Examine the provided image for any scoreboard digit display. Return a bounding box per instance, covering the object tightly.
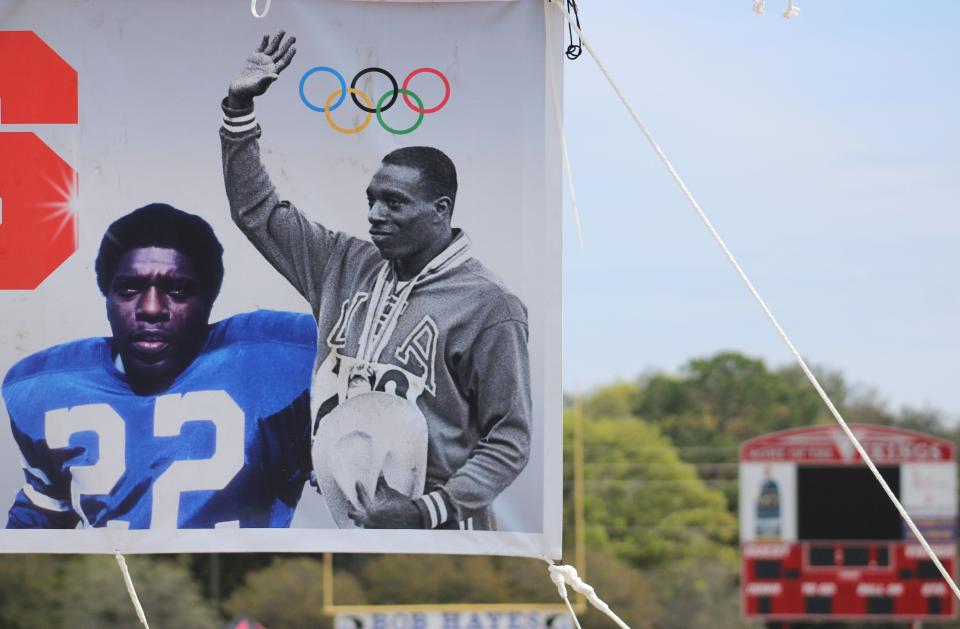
[740,424,957,622]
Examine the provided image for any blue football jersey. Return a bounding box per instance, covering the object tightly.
[4,310,317,529]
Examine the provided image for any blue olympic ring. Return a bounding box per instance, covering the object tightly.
[299,66,347,113]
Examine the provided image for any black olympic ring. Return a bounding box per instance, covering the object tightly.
[350,67,399,113]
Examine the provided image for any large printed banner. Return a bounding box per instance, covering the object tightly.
[0,0,563,559]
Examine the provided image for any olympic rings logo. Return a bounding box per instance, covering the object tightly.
[298,66,450,135]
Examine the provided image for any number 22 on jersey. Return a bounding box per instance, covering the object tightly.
[44,390,244,528]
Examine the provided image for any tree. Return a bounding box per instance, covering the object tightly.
[190,553,274,605]
[774,363,847,427]
[892,405,946,436]
[59,556,220,629]
[634,353,859,445]
[565,550,663,629]
[359,555,511,604]
[0,555,65,629]
[647,560,752,629]
[626,353,872,485]
[564,412,738,569]
[579,381,640,419]
[225,557,366,629]
[0,555,220,628]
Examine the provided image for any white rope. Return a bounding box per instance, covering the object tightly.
[251,0,271,19]
[548,562,630,629]
[547,0,960,604]
[559,594,583,629]
[545,17,584,248]
[783,0,800,19]
[114,551,150,628]
[559,103,585,248]
[752,0,800,19]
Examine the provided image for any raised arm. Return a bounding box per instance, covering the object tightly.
[226,31,297,111]
[220,31,343,307]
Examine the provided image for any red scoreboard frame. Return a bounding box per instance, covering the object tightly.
[740,424,957,622]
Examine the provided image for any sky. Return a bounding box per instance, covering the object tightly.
[560,2,960,418]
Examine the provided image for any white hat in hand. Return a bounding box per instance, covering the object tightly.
[312,392,428,529]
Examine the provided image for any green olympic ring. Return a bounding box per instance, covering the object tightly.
[376,88,425,136]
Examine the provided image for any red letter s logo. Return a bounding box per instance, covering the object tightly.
[0,31,78,289]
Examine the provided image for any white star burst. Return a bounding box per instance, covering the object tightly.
[36,161,80,248]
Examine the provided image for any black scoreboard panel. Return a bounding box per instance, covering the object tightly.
[797,466,902,540]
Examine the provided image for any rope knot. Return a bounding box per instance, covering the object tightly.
[545,560,628,629]
[548,563,573,597]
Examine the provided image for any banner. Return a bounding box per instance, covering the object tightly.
[0,0,562,559]
[335,610,575,629]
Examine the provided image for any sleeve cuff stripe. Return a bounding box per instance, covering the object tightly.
[22,484,71,512]
[420,494,439,528]
[222,120,258,133]
[428,490,448,525]
[223,111,256,124]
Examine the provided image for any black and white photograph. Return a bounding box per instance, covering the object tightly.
[224,31,533,532]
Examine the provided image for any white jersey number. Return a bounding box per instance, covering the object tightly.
[44,390,245,528]
[150,391,245,528]
[46,404,126,526]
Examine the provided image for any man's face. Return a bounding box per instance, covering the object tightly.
[366,163,449,267]
[106,247,211,392]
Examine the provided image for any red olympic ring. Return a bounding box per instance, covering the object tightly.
[402,67,451,114]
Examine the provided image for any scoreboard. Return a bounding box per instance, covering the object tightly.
[740,424,957,621]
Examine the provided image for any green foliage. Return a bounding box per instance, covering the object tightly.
[224,556,366,629]
[564,413,738,569]
[635,352,833,447]
[579,380,639,419]
[0,555,65,629]
[0,555,220,629]
[484,556,566,604]
[569,550,662,629]
[578,350,960,520]
[895,406,947,434]
[358,555,512,604]
[190,553,273,603]
[620,351,946,452]
[647,560,753,629]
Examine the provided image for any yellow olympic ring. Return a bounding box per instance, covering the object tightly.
[324,88,373,135]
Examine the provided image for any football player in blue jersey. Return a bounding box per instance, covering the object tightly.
[3,203,317,529]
